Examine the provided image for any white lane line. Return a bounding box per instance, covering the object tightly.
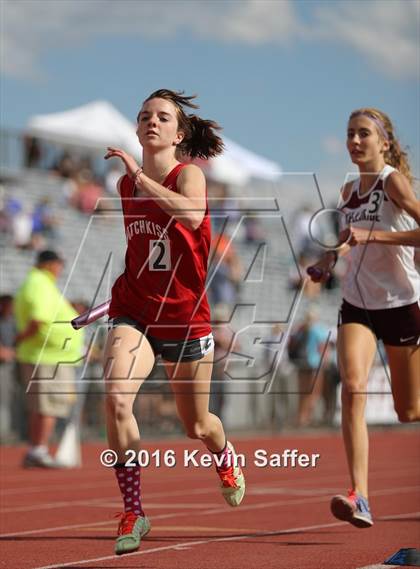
[0,509,220,539]
[2,484,417,539]
[32,513,420,569]
[0,487,220,513]
[2,486,419,536]
[2,462,419,496]
[1,488,317,514]
[85,502,222,511]
[356,565,398,568]
[0,466,199,486]
[2,498,220,514]
[0,496,316,538]
[1,497,117,513]
[0,519,115,538]
[0,480,114,496]
[9,509,411,542]
[32,520,349,569]
[3,471,419,513]
[379,512,420,521]
[197,486,420,517]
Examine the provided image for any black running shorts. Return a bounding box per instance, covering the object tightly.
[338,299,420,347]
[109,316,214,362]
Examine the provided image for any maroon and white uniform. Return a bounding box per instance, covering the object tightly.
[109,164,212,340]
[339,165,419,310]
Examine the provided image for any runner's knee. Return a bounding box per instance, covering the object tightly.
[342,376,368,397]
[105,392,134,423]
[184,420,210,440]
[395,406,420,423]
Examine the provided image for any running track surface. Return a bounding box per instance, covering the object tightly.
[1,429,419,569]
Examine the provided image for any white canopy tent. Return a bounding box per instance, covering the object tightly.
[208,136,282,186]
[26,101,281,185]
[26,101,141,158]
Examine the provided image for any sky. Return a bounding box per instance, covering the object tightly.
[1,0,419,194]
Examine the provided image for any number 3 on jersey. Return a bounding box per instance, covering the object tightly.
[149,239,171,271]
[368,191,382,214]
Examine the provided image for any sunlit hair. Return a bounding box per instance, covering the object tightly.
[138,89,224,160]
[349,107,412,184]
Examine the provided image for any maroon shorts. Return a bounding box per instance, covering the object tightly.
[338,298,420,347]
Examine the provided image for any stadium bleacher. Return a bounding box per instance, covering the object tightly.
[1,168,341,326]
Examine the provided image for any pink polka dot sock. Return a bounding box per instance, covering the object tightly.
[114,464,144,516]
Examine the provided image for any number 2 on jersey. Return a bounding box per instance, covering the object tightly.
[149,240,171,271]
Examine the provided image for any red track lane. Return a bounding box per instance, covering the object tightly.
[1,429,419,569]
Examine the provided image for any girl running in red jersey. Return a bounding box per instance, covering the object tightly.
[102,89,245,555]
[309,108,419,529]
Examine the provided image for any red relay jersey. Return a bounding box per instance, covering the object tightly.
[109,163,212,340]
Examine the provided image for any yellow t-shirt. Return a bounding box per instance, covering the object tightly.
[14,267,84,365]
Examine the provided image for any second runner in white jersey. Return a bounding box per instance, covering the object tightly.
[340,165,419,309]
